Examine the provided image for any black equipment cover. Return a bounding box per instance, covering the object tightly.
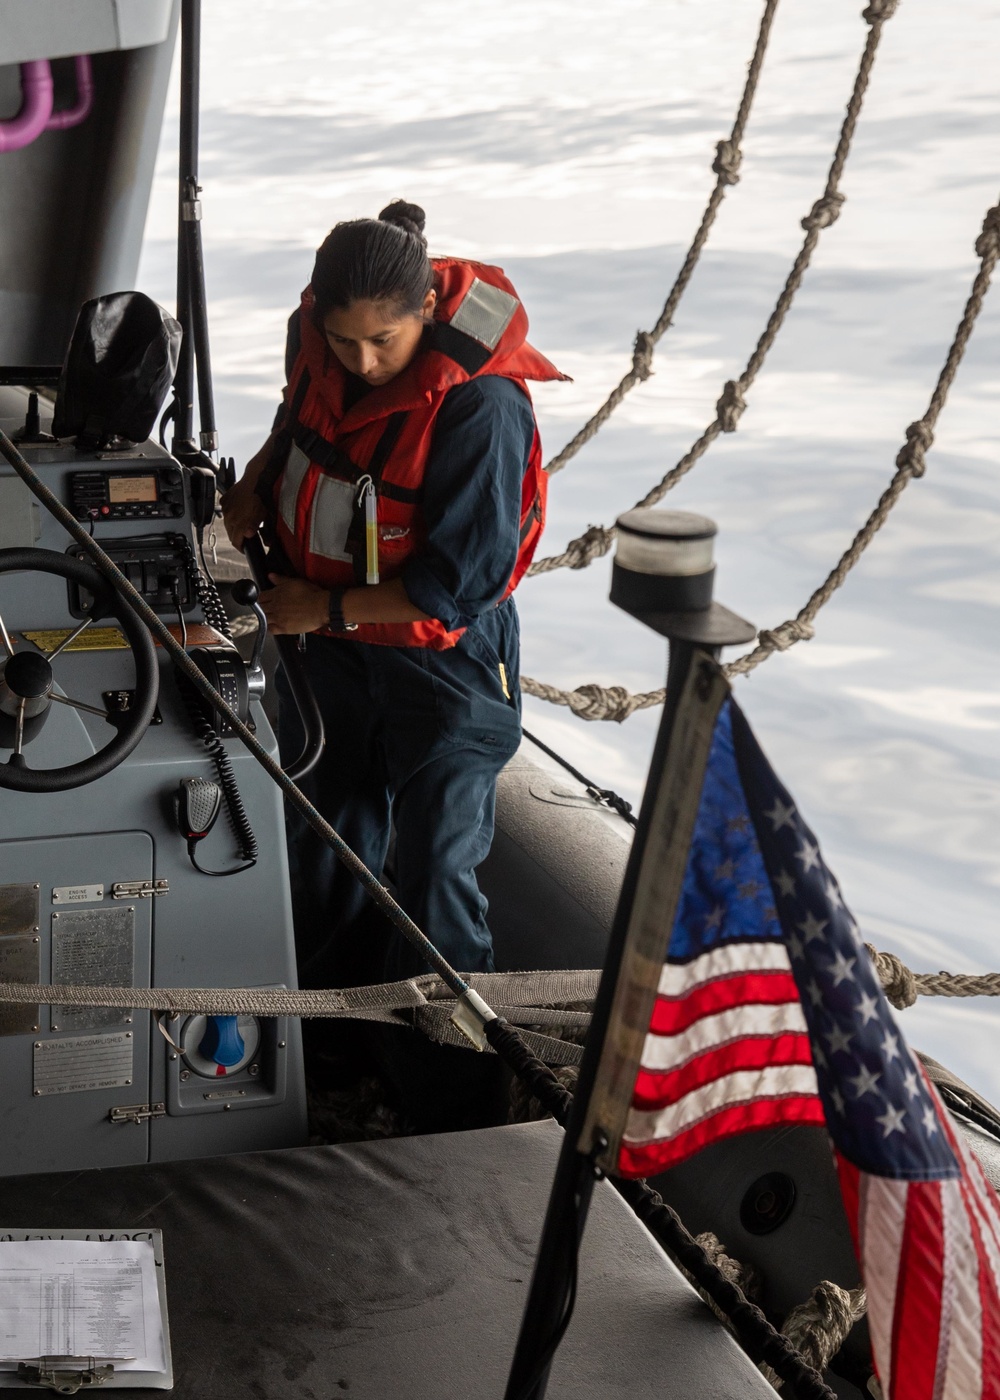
[52,292,182,448]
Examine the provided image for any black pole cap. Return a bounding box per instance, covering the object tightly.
[610,507,755,646]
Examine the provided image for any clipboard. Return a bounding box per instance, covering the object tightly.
[0,1228,173,1391]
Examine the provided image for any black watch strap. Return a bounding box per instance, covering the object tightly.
[327,586,358,633]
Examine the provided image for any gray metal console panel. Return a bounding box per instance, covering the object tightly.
[0,1120,776,1399]
[0,1,173,64]
[0,4,178,364]
[0,405,307,1175]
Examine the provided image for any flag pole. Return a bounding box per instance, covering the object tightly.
[502,511,756,1400]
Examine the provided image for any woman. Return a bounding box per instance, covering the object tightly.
[223,200,565,989]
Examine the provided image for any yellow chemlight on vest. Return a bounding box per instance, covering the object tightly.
[357,475,379,585]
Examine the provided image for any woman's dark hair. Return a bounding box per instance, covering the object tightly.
[310,200,434,322]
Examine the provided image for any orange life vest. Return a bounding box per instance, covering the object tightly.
[264,257,567,649]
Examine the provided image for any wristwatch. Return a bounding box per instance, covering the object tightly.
[327,586,358,633]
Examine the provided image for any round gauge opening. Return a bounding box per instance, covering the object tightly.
[180,1014,261,1078]
[739,1172,796,1236]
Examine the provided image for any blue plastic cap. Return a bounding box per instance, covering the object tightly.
[198,1014,245,1068]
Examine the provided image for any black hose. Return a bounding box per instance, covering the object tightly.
[485,1019,837,1400]
[521,727,637,827]
[486,1018,574,1123]
[242,533,325,782]
[617,1180,838,1400]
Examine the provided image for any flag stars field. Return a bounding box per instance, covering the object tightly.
[825,1022,854,1056]
[773,868,796,899]
[764,797,796,833]
[856,991,880,1025]
[876,1104,908,1138]
[795,838,821,873]
[829,950,856,986]
[798,911,828,944]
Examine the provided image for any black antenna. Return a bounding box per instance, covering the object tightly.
[172,0,219,466]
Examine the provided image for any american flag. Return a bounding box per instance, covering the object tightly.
[616,693,1000,1399]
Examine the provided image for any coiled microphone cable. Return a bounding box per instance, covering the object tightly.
[174,667,258,876]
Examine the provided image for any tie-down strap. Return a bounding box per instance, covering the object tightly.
[0,969,598,1066]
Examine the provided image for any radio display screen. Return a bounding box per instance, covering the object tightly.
[108,475,158,504]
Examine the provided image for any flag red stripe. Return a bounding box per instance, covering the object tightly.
[633,1032,814,1110]
[835,1154,862,1256]
[965,1179,1000,1400]
[618,1094,825,1178]
[649,970,800,1034]
[889,1181,946,1400]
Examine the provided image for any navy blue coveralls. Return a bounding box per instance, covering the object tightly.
[276,373,534,989]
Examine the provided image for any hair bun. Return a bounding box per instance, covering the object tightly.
[378,199,427,242]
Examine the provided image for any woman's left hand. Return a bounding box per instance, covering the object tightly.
[258,574,330,635]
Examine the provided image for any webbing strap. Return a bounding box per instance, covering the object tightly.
[287,407,411,495]
[518,490,544,545]
[430,320,492,375]
[0,969,598,1065]
[344,409,411,580]
[258,365,314,512]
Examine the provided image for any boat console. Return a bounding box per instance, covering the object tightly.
[0,384,307,1176]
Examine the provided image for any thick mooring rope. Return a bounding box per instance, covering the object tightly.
[519,676,665,723]
[528,0,897,577]
[521,192,1000,720]
[543,0,780,477]
[865,944,1000,1011]
[777,1282,868,1387]
[683,1238,865,1391]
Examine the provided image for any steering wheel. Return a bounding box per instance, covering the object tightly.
[0,547,159,793]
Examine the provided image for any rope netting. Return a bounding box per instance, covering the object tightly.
[530,0,896,576]
[542,0,780,478]
[518,2,998,721]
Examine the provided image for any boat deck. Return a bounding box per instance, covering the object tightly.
[0,1119,773,1398]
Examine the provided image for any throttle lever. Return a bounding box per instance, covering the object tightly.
[230,578,267,698]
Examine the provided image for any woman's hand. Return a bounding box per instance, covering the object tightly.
[259,575,330,635]
[220,477,266,549]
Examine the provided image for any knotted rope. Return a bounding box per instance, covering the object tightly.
[527,523,618,576]
[523,192,1000,714]
[864,944,1000,1011]
[725,196,1000,679]
[519,676,664,723]
[779,1282,867,1382]
[685,1246,865,1392]
[530,0,896,572]
[689,1248,866,1392]
[543,0,780,478]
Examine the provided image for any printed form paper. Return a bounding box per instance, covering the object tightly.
[0,1239,164,1372]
